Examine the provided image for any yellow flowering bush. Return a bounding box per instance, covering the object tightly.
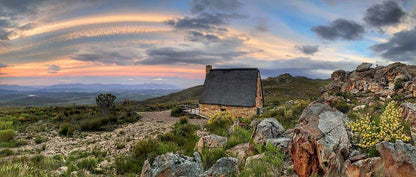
[347,102,411,149]
[206,111,235,136]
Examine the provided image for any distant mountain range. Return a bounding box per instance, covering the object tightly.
[0,83,180,92]
[0,83,181,107]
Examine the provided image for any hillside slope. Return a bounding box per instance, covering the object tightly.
[139,73,330,107]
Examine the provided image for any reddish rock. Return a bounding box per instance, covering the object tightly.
[342,157,384,177]
[400,102,416,142]
[289,102,351,177]
[376,141,416,177]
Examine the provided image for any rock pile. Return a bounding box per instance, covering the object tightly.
[322,62,416,100]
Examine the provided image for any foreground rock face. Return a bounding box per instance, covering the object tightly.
[400,102,416,142]
[289,102,351,177]
[197,134,227,153]
[342,157,384,177]
[252,118,285,146]
[376,141,416,177]
[200,157,239,177]
[140,152,204,177]
[322,62,416,99]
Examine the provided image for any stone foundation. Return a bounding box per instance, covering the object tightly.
[199,104,257,118]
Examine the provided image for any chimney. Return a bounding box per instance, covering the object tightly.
[206,65,212,75]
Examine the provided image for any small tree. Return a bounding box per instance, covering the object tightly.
[96,93,117,114]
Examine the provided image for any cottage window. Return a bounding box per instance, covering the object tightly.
[221,108,226,112]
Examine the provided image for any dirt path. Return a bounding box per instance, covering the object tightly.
[6,111,207,161]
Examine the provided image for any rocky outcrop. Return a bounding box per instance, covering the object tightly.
[140,152,204,177]
[197,134,227,152]
[251,118,285,146]
[200,157,239,177]
[322,62,416,100]
[376,141,416,177]
[289,102,351,177]
[400,102,416,142]
[225,143,249,163]
[342,157,384,177]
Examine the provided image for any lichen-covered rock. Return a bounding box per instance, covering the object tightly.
[356,63,372,72]
[376,141,416,177]
[225,143,249,163]
[322,62,416,101]
[342,157,384,177]
[252,118,285,146]
[289,102,351,177]
[200,157,238,177]
[140,152,204,177]
[197,134,227,152]
[400,102,416,142]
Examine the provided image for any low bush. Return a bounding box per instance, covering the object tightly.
[114,156,142,175]
[0,149,13,157]
[241,143,284,176]
[58,123,74,137]
[0,121,13,130]
[226,127,252,149]
[206,111,234,136]
[259,100,308,129]
[77,157,97,171]
[171,107,185,117]
[0,129,15,142]
[34,136,43,144]
[394,79,404,90]
[200,148,226,169]
[331,100,350,113]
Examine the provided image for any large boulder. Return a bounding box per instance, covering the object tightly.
[376,141,416,177]
[225,143,249,163]
[342,157,384,177]
[200,157,238,177]
[197,134,227,153]
[252,118,285,146]
[289,102,351,177]
[356,63,372,72]
[140,152,204,177]
[400,102,416,142]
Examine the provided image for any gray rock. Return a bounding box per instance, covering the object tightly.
[252,118,285,146]
[356,63,372,72]
[141,152,204,177]
[200,157,238,177]
[267,137,291,149]
[55,166,68,175]
[376,140,416,176]
[197,134,227,152]
[290,102,351,177]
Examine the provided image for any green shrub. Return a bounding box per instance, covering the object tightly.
[226,127,252,149]
[79,115,117,131]
[206,111,234,136]
[114,156,142,175]
[200,148,226,169]
[34,136,43,144]
[0,129,15,142]
[0,149,13,157]
[331,101,350,113]
[394,79,403,90]
[241,143,284,177]
[58,123,74,136]
[171,107,185,117]
[0,121,13,130]
[77,157,97,171]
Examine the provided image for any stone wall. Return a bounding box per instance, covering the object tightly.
[199,104,257,118]
[255,74,263,108]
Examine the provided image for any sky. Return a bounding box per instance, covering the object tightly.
[0,0,415,88]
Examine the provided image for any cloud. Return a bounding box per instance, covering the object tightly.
[18,23,36,31]
[253,17,269,32]
[295,45,319,55]
[191,0,242,14]
[48,64,60,73]
[153,77,164,81]
[71,45,144,65]
[363,1,405,27]
[165,12,240,31]
[140,47,248,65]
[311,19,365,41]
[370,27,416,61]
[0,63,8,68]
[186,30,220,42]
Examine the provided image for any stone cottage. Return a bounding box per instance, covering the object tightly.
[199,65,263,118]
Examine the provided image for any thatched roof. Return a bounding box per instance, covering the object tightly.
[199,68,261,107]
